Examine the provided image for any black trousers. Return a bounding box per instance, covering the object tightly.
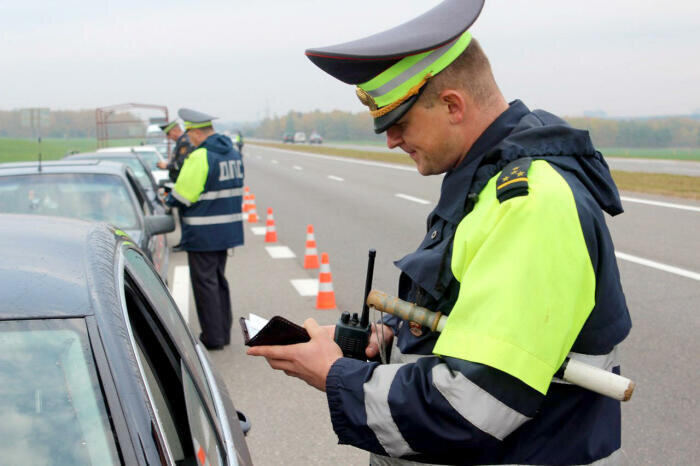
[188,250,232,346]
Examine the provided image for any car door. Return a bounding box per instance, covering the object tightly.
[121,246,252,466]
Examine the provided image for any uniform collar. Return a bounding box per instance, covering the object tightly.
[433,100,530,224]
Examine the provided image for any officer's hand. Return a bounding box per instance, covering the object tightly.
[157,161,168,169]
[366,323,394,359]
[246,318,342,392]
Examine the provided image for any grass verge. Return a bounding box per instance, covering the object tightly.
[0,138,145,163]
[252,142,700,200]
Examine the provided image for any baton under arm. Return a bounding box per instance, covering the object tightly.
[366,290,635,401]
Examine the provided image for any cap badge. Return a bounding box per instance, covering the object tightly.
[356,87,378,111]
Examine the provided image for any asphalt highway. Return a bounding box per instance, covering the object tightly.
[169,143,699,465]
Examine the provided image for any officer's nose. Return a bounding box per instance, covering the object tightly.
[386,126,403,149]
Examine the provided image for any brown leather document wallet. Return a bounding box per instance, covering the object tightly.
[239,315,310,346]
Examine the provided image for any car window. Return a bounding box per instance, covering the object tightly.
[135,151,161,170]
[183,364,224,466]
[0,319,120,465]
[0,173,139,229]
[124,248,217,413]
[125,171,152,216]
[111,157,152,192]
[122,248,226,465]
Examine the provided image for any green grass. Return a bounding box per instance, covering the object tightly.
[600,147,700,161]
[0,137,146,163]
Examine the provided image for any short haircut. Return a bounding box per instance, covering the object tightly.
[420,38,501,108]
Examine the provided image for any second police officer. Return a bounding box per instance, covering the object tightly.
[166,108,244,350]
[158,119,193,182]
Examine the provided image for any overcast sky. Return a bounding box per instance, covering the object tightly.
[1,1,698,121]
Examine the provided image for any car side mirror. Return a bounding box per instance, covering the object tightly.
[145,215,175,235]
[237,410,251,436]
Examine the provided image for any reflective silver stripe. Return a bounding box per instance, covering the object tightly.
[171,188,191,207]
[363,364,417,457]
[389,337,430,364]
[367,39,456,99]
[198,187,243,201]
[553,347,619,385]
[182,213,243,226]
[318,282,334,292]
[431,364,531,440]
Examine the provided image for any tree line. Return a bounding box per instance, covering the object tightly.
[3,107,699,148]
[253,109,700,148]
[0,109,143,139]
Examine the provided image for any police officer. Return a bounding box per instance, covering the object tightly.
[248,1,632,465]
[234,130,244,155]
[158,120,193,182]
[166,108,244,350]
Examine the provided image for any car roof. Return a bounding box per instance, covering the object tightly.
[65,151,146,164]
[0,159,130,177]
[0,214,121,319]
[99,146,159,153]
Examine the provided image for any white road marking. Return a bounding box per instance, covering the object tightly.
[250,144,415,171]
[271,160,279,164]
[265,246,296,259]
[172,266,191,324]
[290,279,319,296]
[250,226,267,235]
[256,155,262,159]
[327,175,344,181]
[395,193,431,205]
[616,252,700,281]
[293,165,303,171]
[620,196,700,213]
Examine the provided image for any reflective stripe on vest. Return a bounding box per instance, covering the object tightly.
[171,188,192,207]
[198,187,244,201]
[182,213,243,226]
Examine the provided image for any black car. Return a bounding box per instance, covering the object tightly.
[282,132,294,143]
[0,215,253,465]
[0,160,173,281]
[63,151,164,211]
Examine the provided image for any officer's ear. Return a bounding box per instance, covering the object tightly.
[439,89,467,125]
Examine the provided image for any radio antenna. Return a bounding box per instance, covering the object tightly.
[360,249,376,328]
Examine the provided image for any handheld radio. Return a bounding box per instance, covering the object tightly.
[333,249,375,359]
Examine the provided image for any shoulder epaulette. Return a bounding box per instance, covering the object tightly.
[496,157,532,203]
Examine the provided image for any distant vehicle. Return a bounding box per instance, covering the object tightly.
[98,146,169,184]
[283,132,294,143]
[293,132,306,143]
[0,160,173,280]
[0,215,253,465]
[145,123,167,146]
[309,132,323,144]
[63,151,164,211]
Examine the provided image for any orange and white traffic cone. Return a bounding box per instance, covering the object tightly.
[303,224,320,269]
[247,194,259,223]
[316,253,336,309]
[242,187,252,212]
[265,207,278,243]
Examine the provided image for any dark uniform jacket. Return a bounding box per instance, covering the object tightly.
[167,133,194,182]
[325,100,632,465]
[165,134,244,252]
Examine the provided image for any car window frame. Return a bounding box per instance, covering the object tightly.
[119,244,234,464]
[85,315,141,465]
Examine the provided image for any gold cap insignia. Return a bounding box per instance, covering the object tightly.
[356,87,378,111]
